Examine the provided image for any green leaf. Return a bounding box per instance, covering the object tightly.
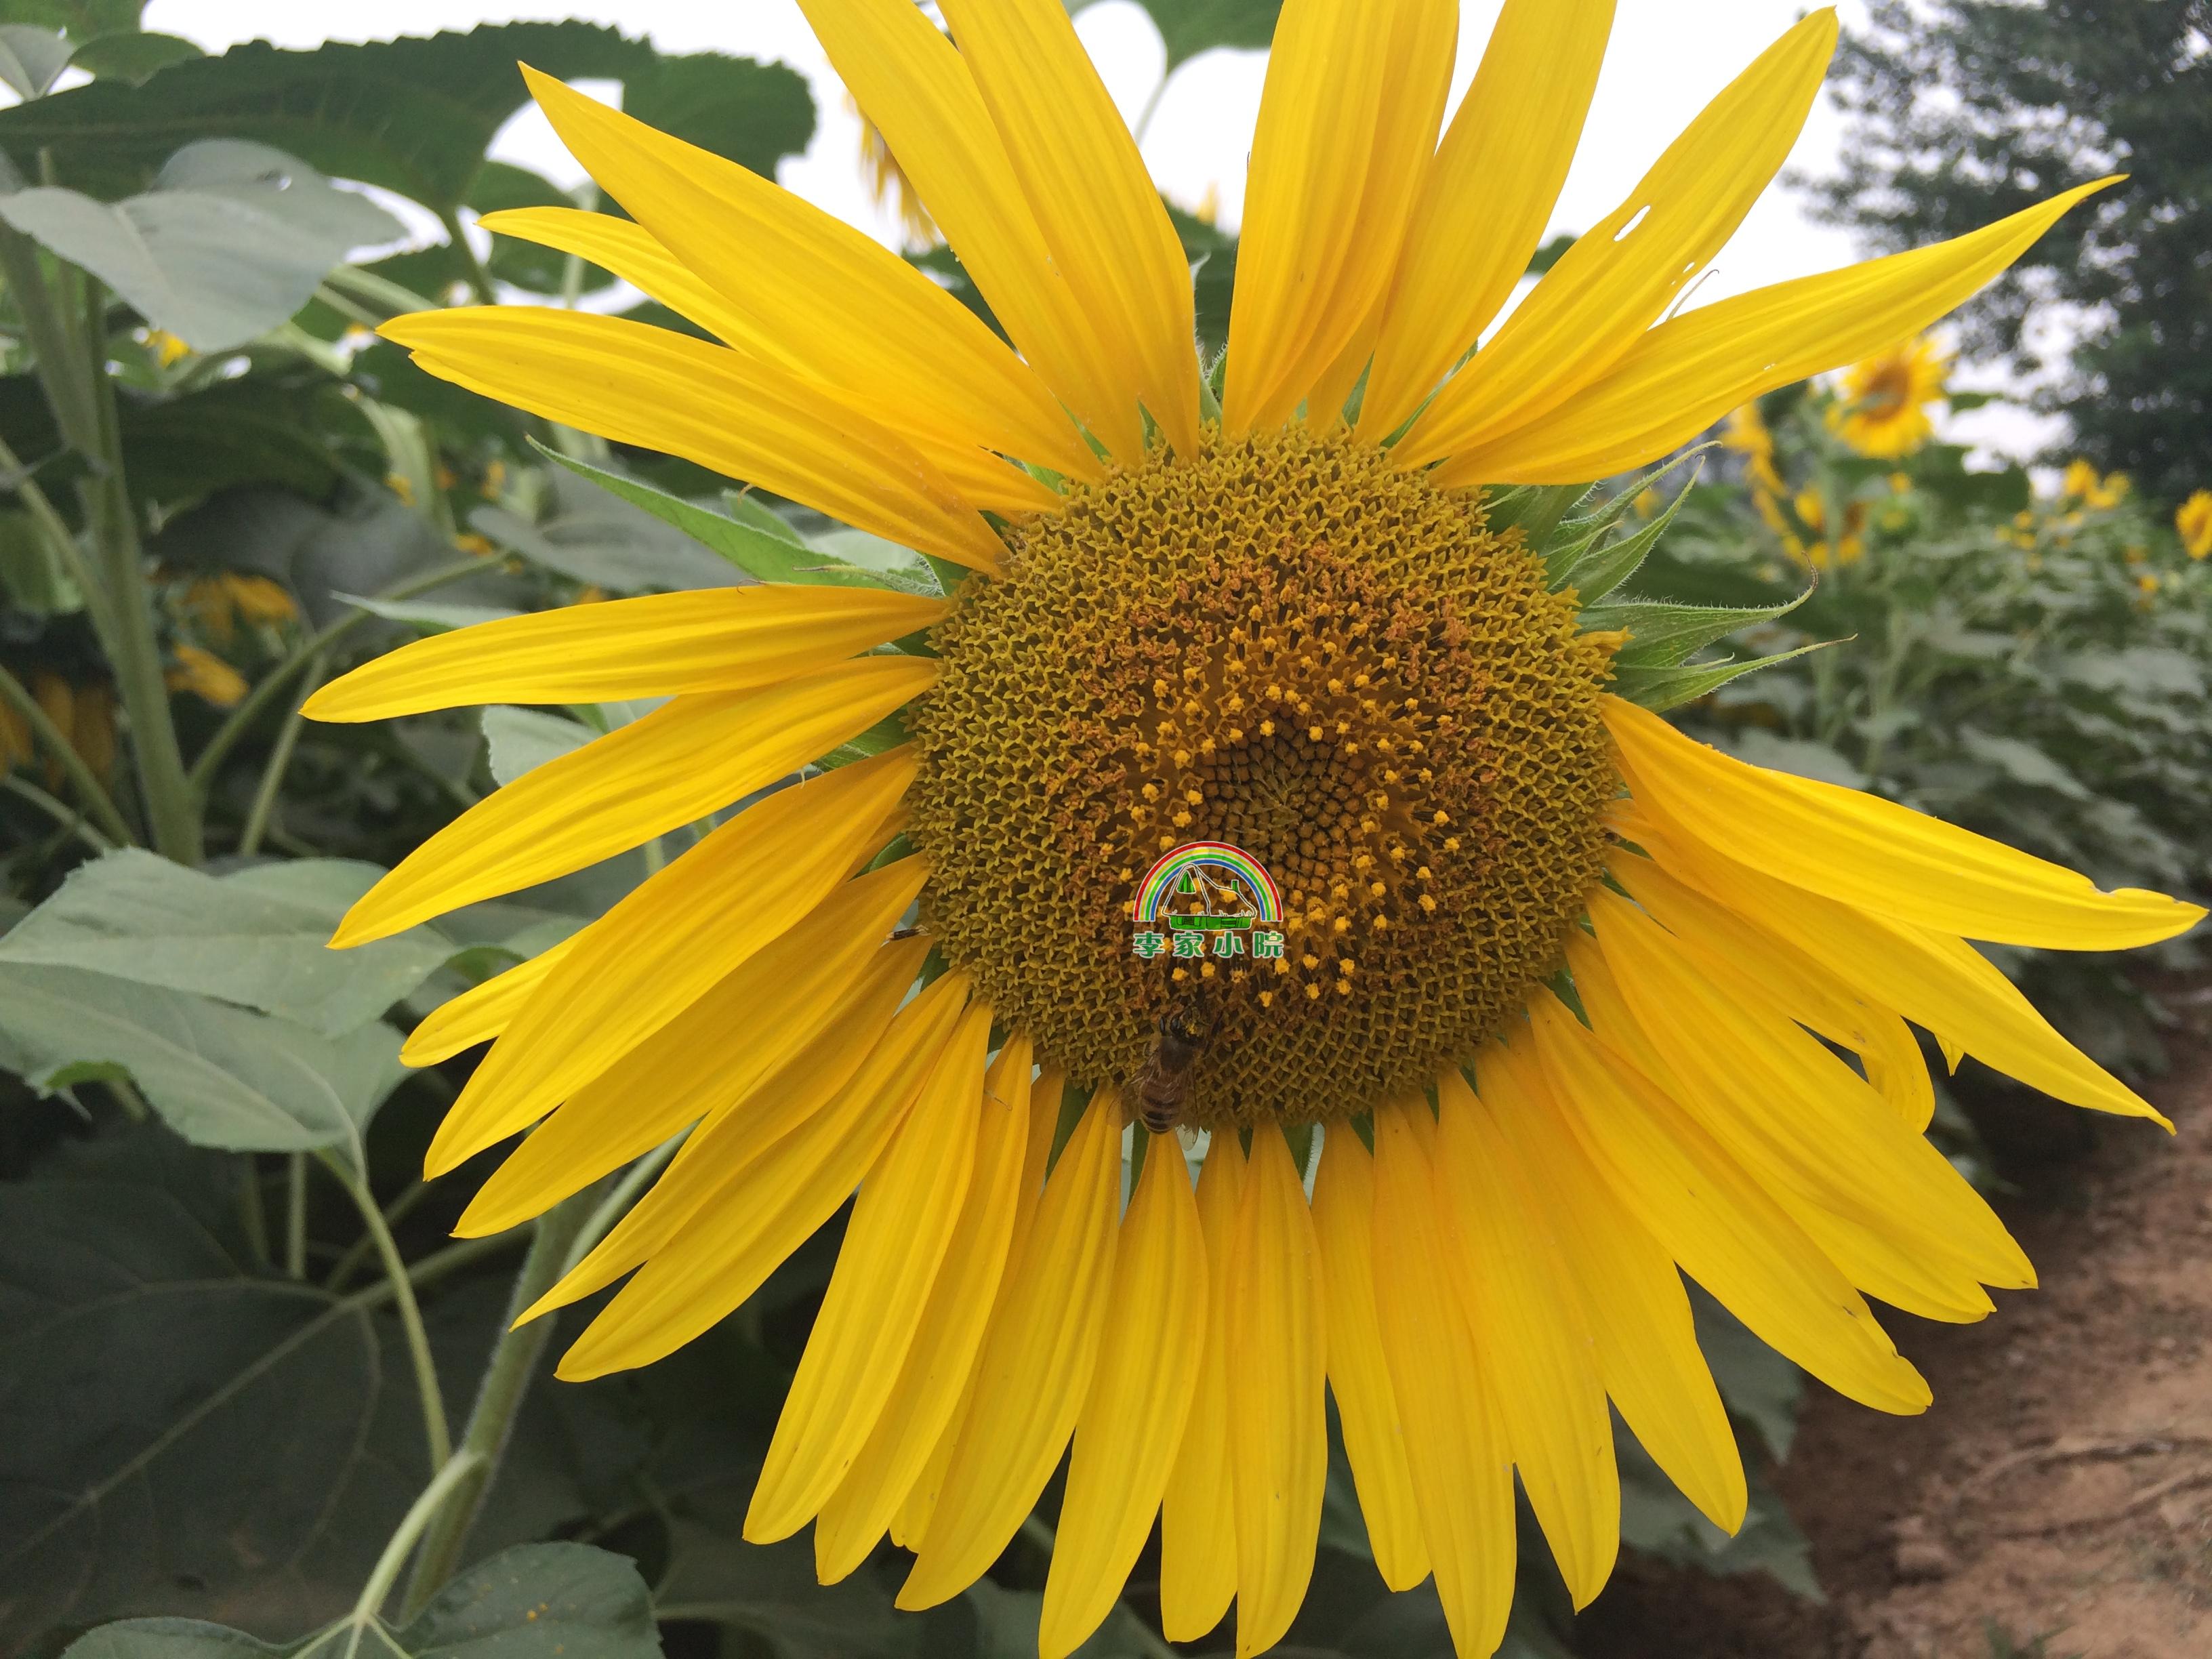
[0,850,454,1035]
[623,50,817,178]
[390,1542,662,1659]
[0,139,403,352]
[530,440,921,592]
[337,592,517,634]
[469,468,752,595]
[0,23,74,99]
[64,28,200,84]
[0,1172,432,1648]
[1692,1288,1804,1460]
[1071,0,1283,69]
[481,705,595,786]
[1581,586,1810,671]
[0,24,657,209]
[0,0,140,35]
[1608,640,1830,713]
[1618,1427,1822,1601]
[0,964,405,1166]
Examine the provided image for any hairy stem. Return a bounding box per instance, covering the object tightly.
[323,1152,452,1473]
[396,1185,600,1620]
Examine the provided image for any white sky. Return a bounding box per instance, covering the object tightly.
[140,0,2062,459]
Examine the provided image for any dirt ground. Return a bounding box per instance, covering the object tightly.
[1577,983,2212,1659]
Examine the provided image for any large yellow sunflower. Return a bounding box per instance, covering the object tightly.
[307,3,2194,1655]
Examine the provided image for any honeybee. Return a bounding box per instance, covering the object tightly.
[1132,995,1215,1135]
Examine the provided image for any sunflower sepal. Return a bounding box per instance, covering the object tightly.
[1582,585,1811,674]
[1552,466,1705,607]
[530,438,939,597]
[1609,638,1832,714]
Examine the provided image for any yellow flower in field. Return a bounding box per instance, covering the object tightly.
[1826,331,1948,457]
[166,644,247,708]
[2062,458,2129,510]
[181,572,298,646]
[2177,489,2212,559]
[852,90,941,251]
[142,328,191,367]
[313,5,2175,1656]
[1721,401,1785,494]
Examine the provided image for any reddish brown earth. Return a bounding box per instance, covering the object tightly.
[1578,982,2212,1659]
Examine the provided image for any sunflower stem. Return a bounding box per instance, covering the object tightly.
[1,773,117,854]
[238,650,327,857]
[396,1185,600,1622]
[323,1151,452,1475]
[0,663,136,846]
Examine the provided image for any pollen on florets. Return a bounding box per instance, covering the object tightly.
[905,424,1616,1128]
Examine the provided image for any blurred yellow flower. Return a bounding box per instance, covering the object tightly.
[2061,459,2129,509]
[1827,333,1948,457]
[481,459,508,499]
[7,672,117,786]
[182,573,298,645]
[2177,489,2212,559]
[851,90,940,251]
[2136,571,2160,596]
[386,471,417,507]
[455,532,497,558]
[1888,471,1911,494]
[1721,402,1784,494]
[166,644,249,708]
[143,329,191,367]
[1631,487,1660,518]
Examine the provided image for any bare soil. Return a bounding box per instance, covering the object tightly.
[1577,983,2212,1659]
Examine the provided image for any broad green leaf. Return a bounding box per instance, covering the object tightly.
[1069,0,1284,69]
[0,23,73,99]
[1581,588,1810,671]
[0,849,451,1033]
[0,1175,427,1648]
[0,0,140,34]
[1692,1288,1804,1460]
[469,470,748,594]
[0,964,404,1166]
[623,49,818,180]
[0,140,404,352]
[482,705,594,786]
[656,1522,905,1655]
[530,441,915,592]
[1618,1429,1821,1600]
[65,29,200,84]
[474,161,611,294]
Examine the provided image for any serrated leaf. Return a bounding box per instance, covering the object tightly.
[530,439,922,592]
[1540,452,1707,600]
[0,849,451,1033]
[64,29,200,85]
[1609,641,1830,713]
[0,965,405,1166]
[1582,586,1809,671]
[0,139,403,351]
[1484,483,1588,545]
[481,704,594,786]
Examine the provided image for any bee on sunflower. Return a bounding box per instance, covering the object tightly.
[307,3,2194,1656]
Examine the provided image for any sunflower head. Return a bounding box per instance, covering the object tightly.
[2179,489,2212,559]
[1827,332,1949,457]
[907,425,1618,1127]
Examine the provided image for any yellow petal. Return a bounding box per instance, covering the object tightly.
[1309,1127,1429,1593]
[523,935,930,1318]
[1396,10,1837,470]
[1436,1067,1620,1608]
[1582,893,2031,1296]
[398,935,575,1066]
[1159,1132,1244,1643]
[892,1061,1066,1553]
[512,68,1097,483]
[1605,693,2203,951]
[450,861,928,1222]
[814,1036,1035,1581]
[1526,991,1931,1414]
[334,657,933,947]
[552,972,972,1380]
[307,585,947,725]
[1370,1100,1515,1658]
[1357,0,1616,438]
[477,206,1061,517]
[899,1086,1122,1610]
[380,306,1005,572]
[1610,848,1933,1129]
[1479,1031,1746,1533]
[797,0,1140,459]
[1224,0,1459,434]
[442,749,914,1174]
[1621,802,2168,1127]
[1447,179,2117,485]
[1040,1138,1208,1659]
[745,1000,994,1540]
[937,0,1199,458]
[1227,1128,1326,1658]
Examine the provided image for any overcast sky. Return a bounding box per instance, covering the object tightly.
[137,0,2061,459]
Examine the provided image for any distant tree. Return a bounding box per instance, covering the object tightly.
[1807,0,2212,505]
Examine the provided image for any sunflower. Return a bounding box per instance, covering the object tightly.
[308,4,2191,1655]
[2180,489,2212,560]
[1826,331,1950,457]
[2062,457,2131,510]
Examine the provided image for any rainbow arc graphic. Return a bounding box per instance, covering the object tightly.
[1130,842,1283,933]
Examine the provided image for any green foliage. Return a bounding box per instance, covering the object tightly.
[1067,0,1283,70]
[1811,0,2212,505]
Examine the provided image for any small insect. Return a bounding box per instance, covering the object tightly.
[1132,994,1215,1136]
